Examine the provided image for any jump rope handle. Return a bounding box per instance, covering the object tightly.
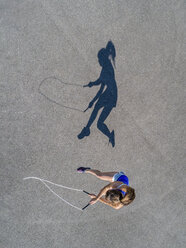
[82,203,90,210]
[82,190,91,210]
[83,190,90,195]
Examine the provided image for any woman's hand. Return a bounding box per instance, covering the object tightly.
[88,82,93,87]
[89,197,98,205]
[83,82,93,88]
[88,193,96,199]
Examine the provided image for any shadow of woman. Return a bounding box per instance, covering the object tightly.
[78,41,118,147]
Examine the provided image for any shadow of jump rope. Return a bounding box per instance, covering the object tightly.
[38,76,85,112]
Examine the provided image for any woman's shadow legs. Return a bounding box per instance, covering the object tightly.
[77,103,101,139]
[77,104,115,147]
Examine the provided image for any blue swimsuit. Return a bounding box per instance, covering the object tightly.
[116,174,129,196]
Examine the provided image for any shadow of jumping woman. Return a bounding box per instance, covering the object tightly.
[78,41,118,147]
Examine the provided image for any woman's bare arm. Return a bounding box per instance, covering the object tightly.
[97,181,123,199]
[96,183,116,200]
[99,197,123,209]
[89,182,123,205]
[89,184,111,205]
[89,182,118,205]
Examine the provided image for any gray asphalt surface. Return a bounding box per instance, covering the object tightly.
[1,1,185,248]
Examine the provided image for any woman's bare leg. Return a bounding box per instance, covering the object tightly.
[85,169,118,182]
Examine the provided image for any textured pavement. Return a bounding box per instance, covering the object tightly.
[1,1,186,248]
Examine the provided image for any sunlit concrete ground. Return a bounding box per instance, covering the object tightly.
[1,1,185,248]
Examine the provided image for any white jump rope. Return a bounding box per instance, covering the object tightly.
[34,78,95,211]
[23,177,91,211]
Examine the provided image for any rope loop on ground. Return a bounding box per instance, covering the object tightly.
[23,177,84,211]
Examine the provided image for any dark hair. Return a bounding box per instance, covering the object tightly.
[105,189,123,203]
[106,187,136,206]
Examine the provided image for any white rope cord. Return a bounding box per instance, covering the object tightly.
[24,177,83,191]
[23,177,83,211]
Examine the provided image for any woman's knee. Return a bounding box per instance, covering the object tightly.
[95,170,102,178]
[97,173,103,179]
[97,120,103,130]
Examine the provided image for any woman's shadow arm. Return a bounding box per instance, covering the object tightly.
[89,83,104,107]
[91,78,102,86]
[84,77,102,88]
